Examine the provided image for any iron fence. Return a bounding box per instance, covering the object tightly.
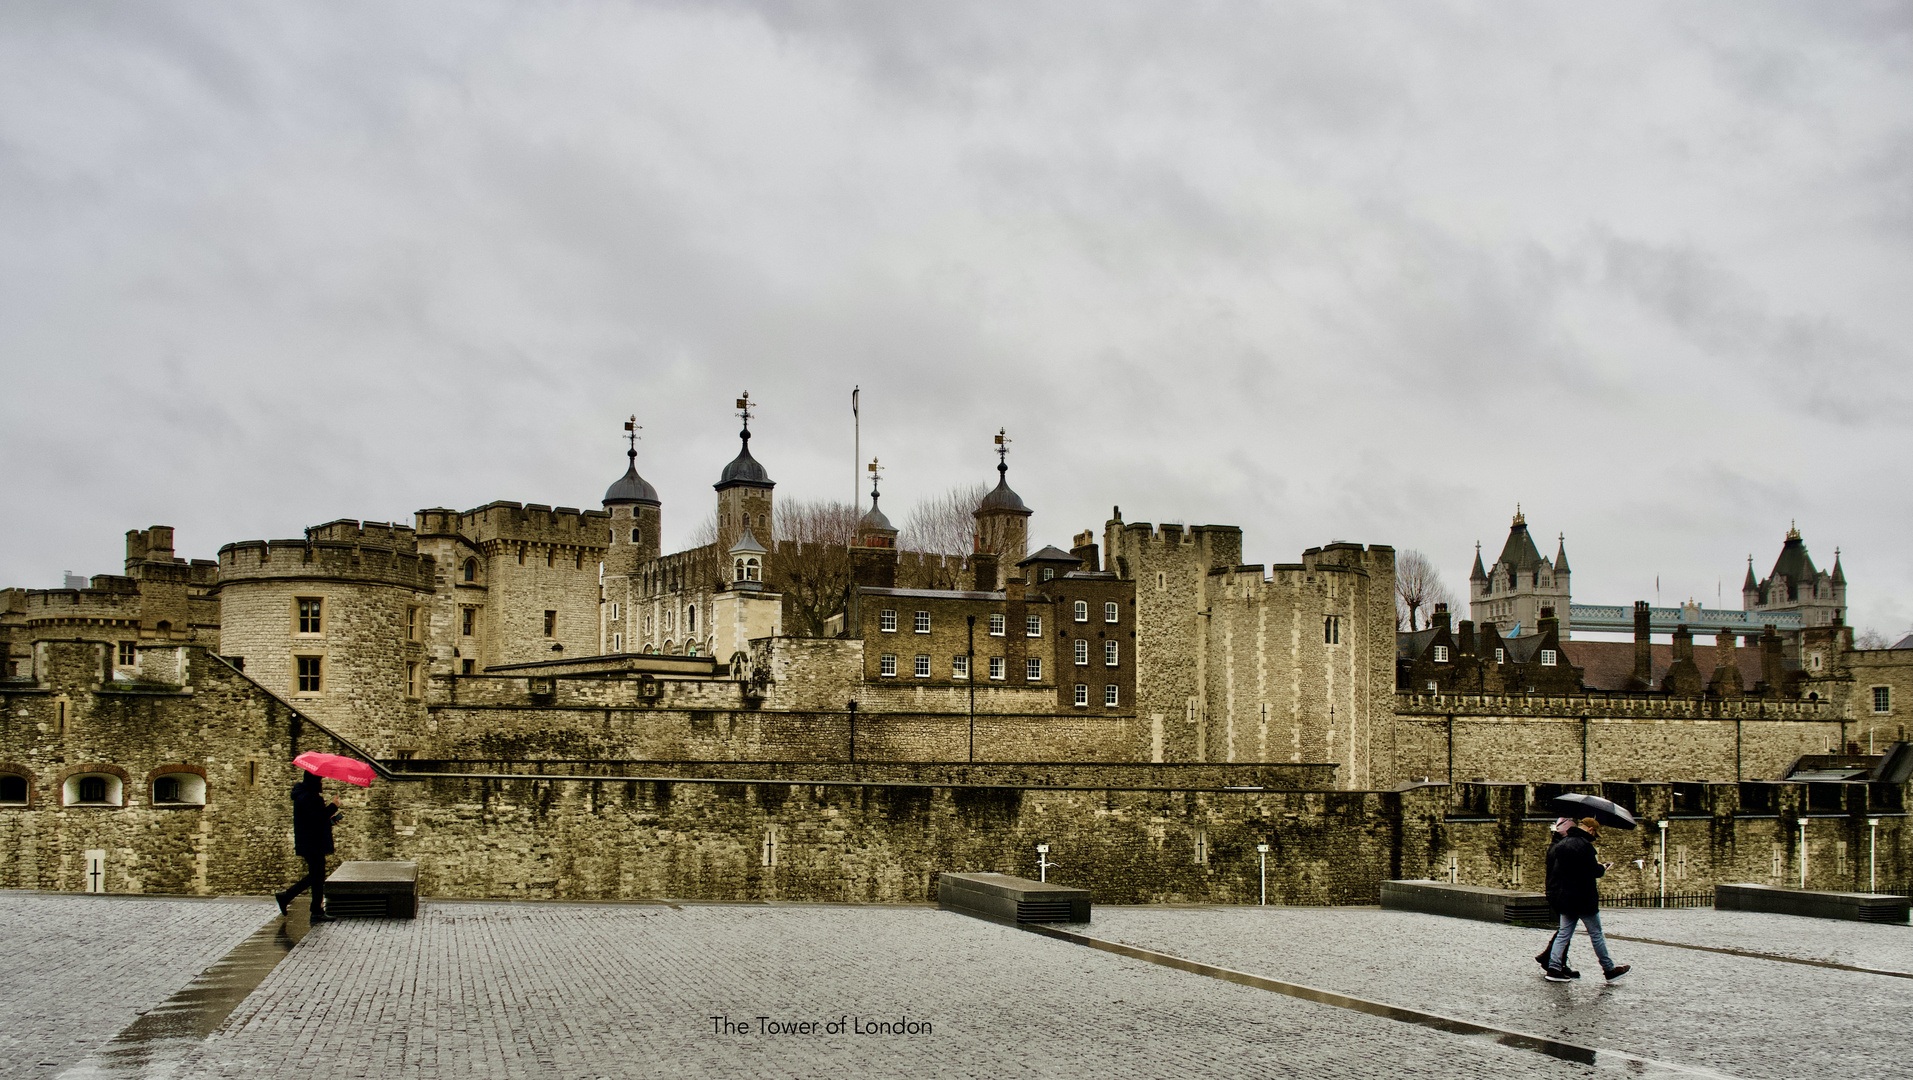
[1601,890,1714,909]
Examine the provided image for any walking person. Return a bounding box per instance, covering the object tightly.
[1544,817,1630,982]
[1535,817,1580,977]
[274,770,342,923]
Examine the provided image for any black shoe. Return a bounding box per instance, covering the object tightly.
[1536,951,1578,978]
[1534,950,1550,969]
[1604,964,1630,981]
[274,892,290,915]
[1543,967,1573,982]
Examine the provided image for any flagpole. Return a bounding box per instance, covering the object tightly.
[852,386,860,538]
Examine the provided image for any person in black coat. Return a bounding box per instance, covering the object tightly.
[275,771,342,923]
[1535,817,1581,977]
[1543,817,1630,981]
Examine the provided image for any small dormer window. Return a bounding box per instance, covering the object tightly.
[1432,646,1448,663]
[1041,567,1055,581]
[1541,649,1557,667]
[1495,648,1505,663]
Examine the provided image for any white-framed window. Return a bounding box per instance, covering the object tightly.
[1074,601,1088,622]
[880,609,897,632]
[1495,647,1505,664]
[406,662,420,698]
[953,655,970,679]
[1074,640,1089,665]
[914,654,931,678]
[1432,645,1448,663]
[1041,567,1055,582]
[988,613,1005,636]
[879,654,897,677]
[1105,640,1119,666]
[1073,683,1089,707]
[1540,649,1557,667]
[1105,601,1119,624]
[1104,683,1119,706]
[1027,657,1042,681]
[1874,686,1892,714]
[1026,614,1042,637]
[989,657,1005,680]
[296,597,323,635]
[1426,680,1438,691]
[914,610,931,633]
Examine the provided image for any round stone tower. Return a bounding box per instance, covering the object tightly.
[602,416,662,653]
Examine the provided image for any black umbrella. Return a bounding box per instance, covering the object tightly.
[1547,792,1638,830]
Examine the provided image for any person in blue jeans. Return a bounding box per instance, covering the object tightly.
[1544,817,1630,981]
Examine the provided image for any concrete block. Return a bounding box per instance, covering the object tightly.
[1715,883,1909,924]
[1381,879,1554,926]
[937,872,1090,924]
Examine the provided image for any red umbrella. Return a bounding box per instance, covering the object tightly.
[292,752,376,787]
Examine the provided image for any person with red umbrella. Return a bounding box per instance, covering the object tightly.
[273,753,370,922]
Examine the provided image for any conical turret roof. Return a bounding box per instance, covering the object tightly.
[715,426,773,489]
[604,451,660,506]
[1494,509,1544,572]
[976,461,1030,515]
[1469,542,1488,581]
[1768,526,1818,584]
[1554,534,1571,575]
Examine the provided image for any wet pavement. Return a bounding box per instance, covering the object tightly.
[8,893,1912,1079]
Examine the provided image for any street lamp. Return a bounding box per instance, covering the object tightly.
[847,699,857,764]
[1869,817,1881,893]
[1036,843,1056,883]
[966,615,976,763]
[1658,820,1669,906]
[1257,843,1270,906]
[1798,818,1808,889]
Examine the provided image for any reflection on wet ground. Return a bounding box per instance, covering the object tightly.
[52,901,303,1080]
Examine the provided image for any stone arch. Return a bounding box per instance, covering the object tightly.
[0,761,38,807]
[146,763,209,807]
[57,763,129,807]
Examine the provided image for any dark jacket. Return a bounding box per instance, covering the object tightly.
[291,775,338,857]
[1545,826,1607,917]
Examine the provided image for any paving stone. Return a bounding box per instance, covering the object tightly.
[0,893,274,1080]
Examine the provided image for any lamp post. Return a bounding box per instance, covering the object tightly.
[1869,817,1881,893]
[1257,843,1270,906]
[1798,818,1808,889]
[966,615,977,763]
[847,699,857,764]
[1036,843,1055,883]
[1657,820,1668,906]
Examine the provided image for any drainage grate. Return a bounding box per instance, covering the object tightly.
[1015,899,1079,923]
[326,894,394,918]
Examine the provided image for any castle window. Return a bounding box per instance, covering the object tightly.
[462,659,475,675]
[1074,601,1088,622]
[296,656,322,694]
[461,608,476,636]
[953,655,970,679]
[66,773,120,806]
[1540,649,1557,667]
[117,641,135,666]
[544,610,557,637]
[1105,640,1119,666]
[1026,614,1042,637]
[1432,646,1448,663]
[463,559,477,582]
[1041,568,1054,582]
[296,597,323,635]
[1074,640,1089,666]
[1874,687,1892,714]
[1495,648,1505,664]
[406,662,420,698]
[1104,683,1119,706]
[912,610,931,634]
[1026,657,1042,681]
[914,654,931,678]
[1074,683,1089,707]
[880,653,897,677]
[546,548,554,567]
[576,550,584,570]
[611,603,620,620]
[663,639,675,654]
[613,633,623,652]
[631,528,641,544]
[0,774,25,804]
[406,607,420,641]
[1811,653,1823,670]
[989,614,1005,636]
[1105,602,1118,624]
[517,544,526,565]
[880,609,897,633]
[989,657,1005,680]
[1158,572,1166,590]
[151,773,205,806]
[1324,615,1341,645]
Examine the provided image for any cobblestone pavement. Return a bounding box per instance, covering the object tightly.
[174,901,1610,1080]
[0,893,275,1080]
[1082,905,1913,1080]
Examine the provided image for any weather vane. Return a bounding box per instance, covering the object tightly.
[623,415,642,458]
[867,457,884,503]
[994,428,1011,468]
[736,392,754,430]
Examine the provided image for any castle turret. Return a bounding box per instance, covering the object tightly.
[1468,506,1570,638]
[972,429,1032,589]
[713,392,774,550]
[851,460,898,590]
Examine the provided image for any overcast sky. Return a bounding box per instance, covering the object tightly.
[3,2,1910,636]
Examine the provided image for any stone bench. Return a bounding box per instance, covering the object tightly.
[1380,880,1555,927]
[1715,883,1909,924]
[937,872,1090,925]
[325,860,419,919]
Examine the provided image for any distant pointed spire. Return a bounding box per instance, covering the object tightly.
[1513,503,1525,527]
[1743,555,1758,592]
[1470,542,1488,581]
[1554,533,1570,575]
[1832,547,1845,585]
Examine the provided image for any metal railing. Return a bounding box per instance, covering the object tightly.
[1602,890,1714,909]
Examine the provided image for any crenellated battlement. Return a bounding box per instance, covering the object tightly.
[217,539,437,589]
[306,518,419,552]
[443,501,610,548]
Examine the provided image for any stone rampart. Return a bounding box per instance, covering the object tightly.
[218,540,436,590]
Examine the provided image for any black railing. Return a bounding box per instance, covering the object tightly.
[1602,890,1714,909]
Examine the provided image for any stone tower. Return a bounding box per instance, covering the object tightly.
[714,392,774,549]
[1468,507,1571,638]
[602,416,662,654]
[1744,523,1845,633]
[972,429,1032,589]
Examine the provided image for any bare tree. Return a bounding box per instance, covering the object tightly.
[1855,627,1895,651]
[1395,550,1456,631]
[898,482,988,590]
[770,498,858,637]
